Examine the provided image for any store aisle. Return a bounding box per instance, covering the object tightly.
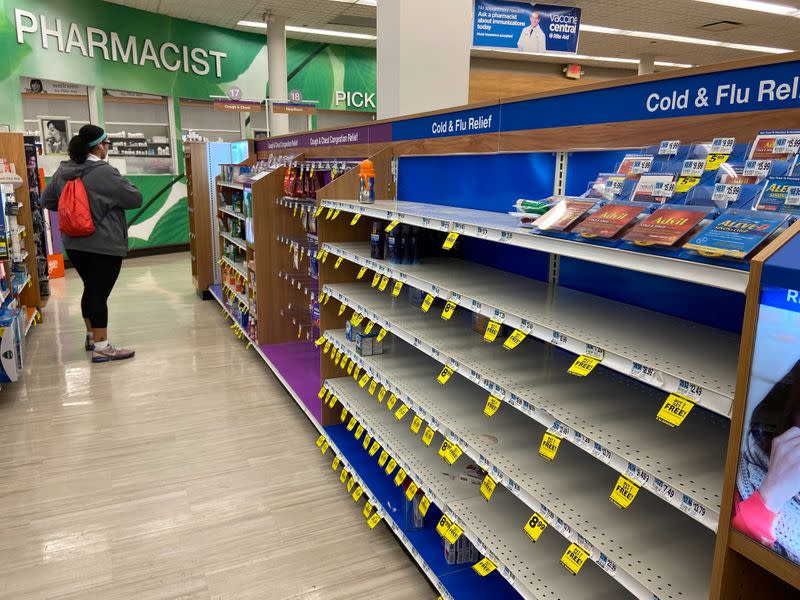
[0,253,434,600]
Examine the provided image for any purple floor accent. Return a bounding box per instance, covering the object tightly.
[260,341,322,422]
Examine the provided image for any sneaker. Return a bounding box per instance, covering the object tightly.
[85,335,95,351]
[92,345,135,363]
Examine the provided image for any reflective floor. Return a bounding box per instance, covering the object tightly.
[0,253,433,599]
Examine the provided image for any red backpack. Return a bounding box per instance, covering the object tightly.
[58,178,95,237]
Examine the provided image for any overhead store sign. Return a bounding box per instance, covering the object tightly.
[272,102,317,115]
[473,0,581,54]
[214,100,263,112]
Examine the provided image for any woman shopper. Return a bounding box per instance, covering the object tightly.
[42,124,142,362]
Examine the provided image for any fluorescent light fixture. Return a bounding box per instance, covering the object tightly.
[237,20,377,40]
[477,48,693,68]
[582,23,792,53]
[693,0,800,16]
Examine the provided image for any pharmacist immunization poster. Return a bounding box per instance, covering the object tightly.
[473,0,582,54]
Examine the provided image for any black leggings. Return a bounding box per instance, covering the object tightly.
[69,250,123,329]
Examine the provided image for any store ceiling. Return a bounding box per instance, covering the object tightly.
[107,0,800,69]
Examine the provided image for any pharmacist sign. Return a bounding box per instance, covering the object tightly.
[473,0,581,54]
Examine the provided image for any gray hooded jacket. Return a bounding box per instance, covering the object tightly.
[42,159,143,257]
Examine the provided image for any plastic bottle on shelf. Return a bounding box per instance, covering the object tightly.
[358,159,376,204]
[370,220,385,260]
[386,223,401,264]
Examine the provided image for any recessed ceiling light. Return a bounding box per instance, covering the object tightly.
[582,23,792,53]
[237,20,377,40]
[693,0,800,16]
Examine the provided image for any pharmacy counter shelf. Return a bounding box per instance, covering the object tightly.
[220,231,248,251]
[322,284,727,531]
[322,241,738,415]
[219,206,246,221]
[323,331,715,600]
[221,256,248,279]
[319,199,749,293]
[325,376,631,600]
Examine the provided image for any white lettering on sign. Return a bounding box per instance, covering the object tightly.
[644,78,800,114]
[431,114,494,136]
[334,90,376,109]
[788,289,799,303]
[14,9,228,77]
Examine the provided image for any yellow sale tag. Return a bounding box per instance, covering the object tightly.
[410,415,423,434]
[324,294,331,305]
[334,256,343,269]
[657,393,696,427]
[385,219,400,232]
[395,404,409,421]
[347,361,355,375]
[341,407,349,422]
[472,557,497,577]
[378,450,389,467]
[331,457,340,471]
[610,475,640,509]
[332,209,341,220]
[421,294,434,312]
[394,467,407,486]
[480,475,496,501]
[359,373,370,388]
[316,248,324,260]
[338,303,346,317]
[441,301,456,320]
[503,329,527,350]
[561,543,591,575]
[419,496,431,516]
[439,439,463,465]
[364,320,375,334]
[351,213,361,226]
[524,512,548,542]
[437,365,454,385]
[319,439,329,453]
[329,395,338,408]
[363,500,373,518]
[340,353,348,367]
[436,515,452,538]
[568,355,601,377]
[422,426,435,446]
[362,434,371,450]
[484,320,502,342]
[368,380,377,395]
[325,208,334,220]
[405,481,418,501]
[293,206,298,217]
[378,276,390,292]
[314,336,325,347]
[444,521,463,544]
[387,394,398,411]
[340,469,348,484]
[321,251,329,263]
[334,352,341,365]
[377,328,388,342]
[318,386,327,399]
[675,176,700,193]
[377,386,387,403]
[316,434,326,447]
[539,432,562,461]
[371,273,381,288]
[704,152,730,171]
[367,512,382,529]
[442,231,459,250]
[484,395,501,417]
[347,477,355,492]
[351,312,365,326]
[392,281,403,297]
[352,486,364,502]
[385,458,397,475]
[369,440,381,456]
[357,266,368,279]
[353,367,361,381]
[354,425,364,440]
[347,417,357,431]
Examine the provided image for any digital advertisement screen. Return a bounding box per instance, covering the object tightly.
[733,285,800,564]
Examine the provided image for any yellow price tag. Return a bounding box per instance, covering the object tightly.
[385,219,400,232]
[524,512,548,542]
[444,521,463,544]
[325,207,334,220]
[352,486,364,502]
[340,469,349,484]
[439,439,463,465]
[610,475,640,509]
[368,380,377,395]
[539,432,562,461]
[318,386,327,400]
[347,477,355,492]
[359,373,371,388]
[369,440,381,456]
[442,231,459,250]
[340,407,349,422]
[320,441,329,454]
[357,266,368,280]
[315,434,326,447]
[480,475,496,501]
[436,515,452,538]
[422,426,435,447]
[321,250,329,263]
[367,512,382,529]
[371,273,381,288]
[561,543,591,575]
[657,393,695,427]
[346,416,357,431]
[377,328,388,342]
[387,394,397,411]
[484,320,502,342]
[353,367,361,381]
[704,152,730,171]
[324,294,331,305]
[378,450,389,467]
[377,386,387,403]
[332,209,341,220]
[293,206,298,217]
[503,329,527,350]
[385,458,397,475]
[472,557,497,577]
[351,312,365,326]
[347,361,355,375]
[484,395,501,417]
[354,425,364,440]
[405,481,418,501]
[378,276,390,292]
[410,415,423,434]
[351,213,361,226]
[568,355,601,377]
[334,351,342,365]
[395,404,409,421]
[363,500,374,518]
[362,434,371,450]
[364,320,375,334]
[421,294,435,313]
[419,496,431,516]
[441,301,456,320]
[437,365,454,385]
[338,303,346,317]
[392,281,403,297]
[331,456,340,471]
[314,336,325,347]
[329,394,338,408]
[675,176,700,193]
[334,256,343,269]
[393,467,407,487]
[340,353,348,368]
[316,249,324,260]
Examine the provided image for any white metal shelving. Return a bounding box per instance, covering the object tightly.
[219,206,246,221]
[323,330,716,600]
[325,376,631,600]
[220,256,248,279]
[323,284,727,531]
[319,199,750,293]
[221,282,249,310]
[322,242,739,417]
[220,231,247,251]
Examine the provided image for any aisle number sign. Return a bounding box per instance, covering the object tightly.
[524,512,548,542]
[484,395,502,417]
[657,393,696,427]
[568,355,601,377]
[472,557,497,576]
[539,432,562,461]
[561,543,591,575]
[610,475,640,509]
[480,475,496,501]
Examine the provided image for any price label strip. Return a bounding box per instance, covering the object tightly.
[657,393,696,427]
